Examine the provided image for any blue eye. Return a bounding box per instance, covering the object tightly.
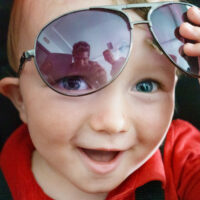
[136,80,158,93]
[56,76,89,91]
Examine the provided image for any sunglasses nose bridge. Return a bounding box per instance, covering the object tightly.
[128,20,149,30]
[131,20,149,26]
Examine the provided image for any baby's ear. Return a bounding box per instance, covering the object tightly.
[0,77,27,123]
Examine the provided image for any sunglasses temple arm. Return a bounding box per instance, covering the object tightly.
[18,49,35,77]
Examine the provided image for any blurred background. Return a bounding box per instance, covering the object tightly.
[0,0,21,150]
[0,0,200,150]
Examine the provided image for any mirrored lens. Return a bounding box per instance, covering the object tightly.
[150,3,200,77]
[35,9,131,96]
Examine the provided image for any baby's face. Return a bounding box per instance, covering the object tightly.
[17,0,176,197]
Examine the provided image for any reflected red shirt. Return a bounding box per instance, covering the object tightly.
[1,119,200,200]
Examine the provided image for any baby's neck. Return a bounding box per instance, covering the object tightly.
[31,150,107,200]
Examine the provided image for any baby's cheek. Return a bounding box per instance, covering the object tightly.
[138,98,173,143]
[29,98,89,146]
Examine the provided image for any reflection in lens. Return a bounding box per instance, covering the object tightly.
[56,76,89,91]
[35,9,131,96]
[150,3,200,77]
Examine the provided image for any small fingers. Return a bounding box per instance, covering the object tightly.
[187,7,200,26]
[183,43,200,57]
[181,6,200,57]
[179,22,200,42]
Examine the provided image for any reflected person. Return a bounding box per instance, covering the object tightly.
[103,49,126,77]
[70,41,107,88]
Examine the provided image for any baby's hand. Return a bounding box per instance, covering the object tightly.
[179,7,200,57]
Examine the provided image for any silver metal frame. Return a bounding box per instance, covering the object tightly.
[18,1,197,97]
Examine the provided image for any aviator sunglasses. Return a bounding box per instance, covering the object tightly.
[19,2,200,96]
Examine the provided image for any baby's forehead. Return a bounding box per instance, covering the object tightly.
[21,0,177,29]
[19,0,116,40]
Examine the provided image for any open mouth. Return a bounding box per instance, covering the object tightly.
[81,148,120,162]
[78,147,123,174]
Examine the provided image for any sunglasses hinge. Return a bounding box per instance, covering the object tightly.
[18,49,35,77]
[25,49,35,59]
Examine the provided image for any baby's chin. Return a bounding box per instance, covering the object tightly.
[76,180,120,194]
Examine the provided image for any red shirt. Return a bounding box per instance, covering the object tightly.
[1,119,200,200]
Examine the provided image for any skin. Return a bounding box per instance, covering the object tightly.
[180,7,200,57]
[0,1,199,200]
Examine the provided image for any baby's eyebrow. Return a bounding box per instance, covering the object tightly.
[145,38,164,55]
[136,24,164,55]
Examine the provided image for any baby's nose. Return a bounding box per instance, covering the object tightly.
[88,94,130,135]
